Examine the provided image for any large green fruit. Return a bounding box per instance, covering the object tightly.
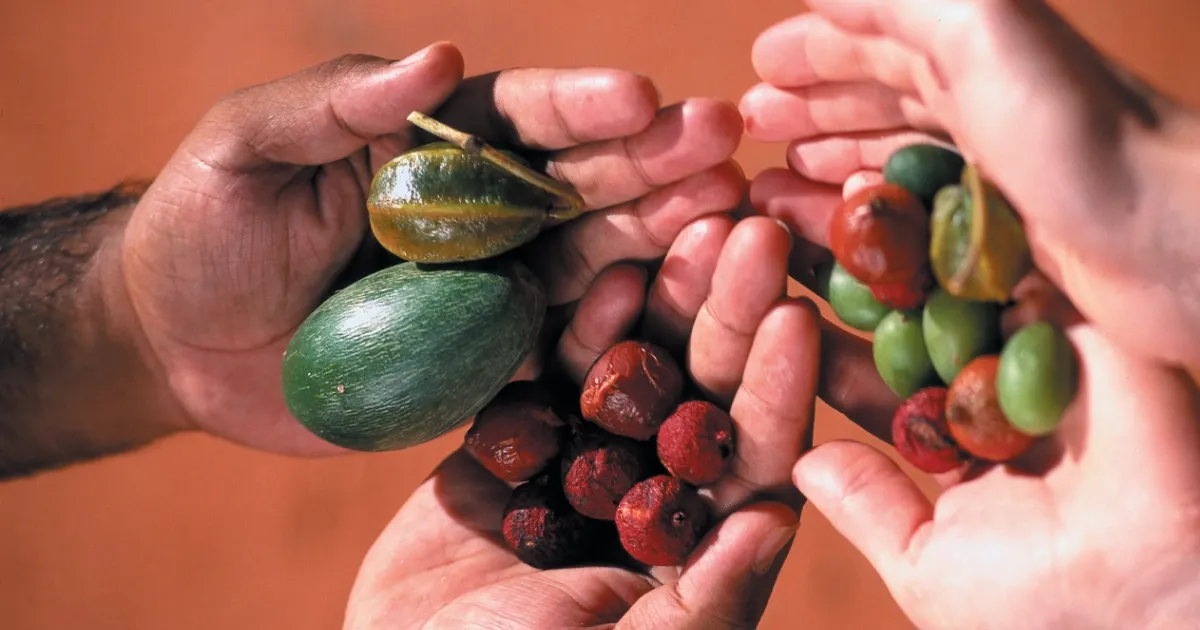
[828,262,890,332]
[873,309,941,399]
[281,258,547,451]
[996,322,1079,436]
[882,143,965,209]
[923,288,1001,384]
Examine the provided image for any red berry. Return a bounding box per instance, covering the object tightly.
[502,472,595,569]
[656,401,735,485]
[464,381,566,482]
[615,475,710,567]
[561,427,652,520]
[946,356,1034,462]
[829,183,930,286]
[869,266,935,310]
[580,340,684,440]
[891,387,969,473]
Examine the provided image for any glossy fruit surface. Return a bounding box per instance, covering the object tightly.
[828,183,930,286]
[945,355,1034,462]
[580,340,684,440]
[883,143,966,208]
[367,142,558,263]
[828,262,890,332]
[997,322,1079,436]
[463,380,566,482]
[923,288,1002,384]
[874,309,941,399]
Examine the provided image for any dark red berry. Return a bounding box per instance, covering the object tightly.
[656,401,735,485]
[561,427,652,520]
[891,387,969,473]
[615,475,710,567]
[464,380,566,482]
[829,183,930,286]
[502,472,594,570]
[580,340,684,440]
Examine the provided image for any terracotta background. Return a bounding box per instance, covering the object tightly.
[1,1,1197,628]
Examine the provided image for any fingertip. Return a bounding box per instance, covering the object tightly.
[680,97,745,158]
[748,168,843,249]
[750,14,817,87]
[575,69,661,138]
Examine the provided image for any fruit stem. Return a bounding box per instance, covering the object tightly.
[407,112,585,221]
[947,163,989,294]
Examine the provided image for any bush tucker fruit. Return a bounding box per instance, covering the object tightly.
[615,475,711,567]
[923,288,1001,384]
[874,309,940,399]
[997,322,1079,436]
[827,262,891,332]
[869,268,935,310]
[281,258,546,451]
[883,143,966,208]
[561,428,652,520]
[463,381,566,482]
[502,472,595,570]
[945,356,1034,462]
[656,401,735,485]
[891,387,968,474]
[580,340,684,440]
[828,183,931,286]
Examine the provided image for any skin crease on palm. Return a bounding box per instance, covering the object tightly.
[734,1,1200,629]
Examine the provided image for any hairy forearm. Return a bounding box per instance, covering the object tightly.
[0,182,184,479]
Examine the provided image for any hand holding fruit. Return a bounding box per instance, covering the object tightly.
[344,216,823,629]
[741,0,1200,371]
[119,42,746,455]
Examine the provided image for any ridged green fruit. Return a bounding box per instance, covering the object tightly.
[281,258,546,451]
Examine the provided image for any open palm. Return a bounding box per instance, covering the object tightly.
[345,217,822,629]
[120,42,746,455]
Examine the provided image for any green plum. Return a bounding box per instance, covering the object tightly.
[874,309,941,399]
[996,322,1079,436]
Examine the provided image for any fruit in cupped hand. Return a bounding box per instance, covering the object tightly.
[923,288,1002,384]
[929,167,1033,302]
[997,322,1079,436]
[892,387,968,474]
[656,400,736,486]
[883,143,966,208]
[874,309,941,399]
[281,258,546,451]
[463,380,566,482]
[561,428,652,520]
[945,355,1034,462]
[826,261,891,332]
[502,472,595,570]
[869,266,936,310]
[580,340,685,440]
[828,183,930,286]
[615,475,710,567]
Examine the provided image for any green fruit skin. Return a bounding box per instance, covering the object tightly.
[281,258,547,451]
[996,322,1079,436]
[873,310,941,399]
[883,143,966,208]
[828,262,890,332]
[922,288,1002,384]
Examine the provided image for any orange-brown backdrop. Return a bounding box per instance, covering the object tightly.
[1,1,1197,628]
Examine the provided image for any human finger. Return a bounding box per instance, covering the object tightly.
[740,81,936,143]
[555,264,650,384]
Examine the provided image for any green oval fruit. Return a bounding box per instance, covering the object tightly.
[996,322,1079,436]
[923,288,1001,384]
[281,258,547,451]
[874,310,941,399]
[367,142,558,263]
[883,143,965,208]
[828,262,890,332]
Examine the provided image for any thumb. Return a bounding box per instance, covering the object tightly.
[180,42,465,176]
[619,502,799,629]
[792,440,932,592]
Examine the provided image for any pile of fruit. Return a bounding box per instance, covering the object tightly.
[817,143,1080,473]
[463,340,736,569]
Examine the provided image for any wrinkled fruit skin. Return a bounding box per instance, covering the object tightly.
[502,472,595,570]
[892,387,968,474]
[656,401,735,485]
[616,475,710,567]
[946,356,1034,462]
[464,381,566,482]
[580,340,684,440]
[561,428,652,520]
[869,266,936,310]
[829,183,930,286]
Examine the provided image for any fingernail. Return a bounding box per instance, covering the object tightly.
[393,43,434,68]
[752,525,797,575]
[773,218,794,255]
